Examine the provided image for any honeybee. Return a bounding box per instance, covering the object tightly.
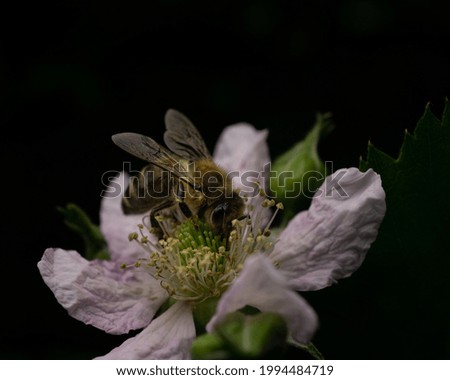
[112,109,245,237]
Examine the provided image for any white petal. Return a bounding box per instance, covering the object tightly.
[213,123,272,228]
[96,302,195,359]
[207,255,318,345]
[38,248,167,334]
[100,172,156,263]
[213,123,270,192]
[269,168,386,291]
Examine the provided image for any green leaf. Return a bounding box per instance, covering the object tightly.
[309,100,450,358]
[270,113,333,224]
[58,203,109,260]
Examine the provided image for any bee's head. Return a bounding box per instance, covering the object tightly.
[209,193,245,237]
[210,202,229,231]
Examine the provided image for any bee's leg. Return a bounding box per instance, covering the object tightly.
[148,199,177,239]
[122,174,154,214]
[176,183,192,218]
[148,212,163,239]
[237,214,248,221]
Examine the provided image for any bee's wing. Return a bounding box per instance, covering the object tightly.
[122,163,178,215]
[163,109,212,160]
[112,132,198,188]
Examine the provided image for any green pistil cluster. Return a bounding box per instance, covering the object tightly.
[126,194,283,305]
[176,218,226,253]
[130,218,237,303]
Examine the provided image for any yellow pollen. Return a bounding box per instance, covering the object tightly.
[123,189,282,304]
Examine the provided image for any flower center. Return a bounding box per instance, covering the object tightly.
[125,192,283,304]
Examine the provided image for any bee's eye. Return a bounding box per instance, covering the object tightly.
[211,203,228,226]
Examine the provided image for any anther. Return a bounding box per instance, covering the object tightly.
[128,232,139,241]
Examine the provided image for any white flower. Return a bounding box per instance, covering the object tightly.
[38,123,386,359]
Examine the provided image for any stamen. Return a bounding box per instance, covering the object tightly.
[122,185,282,304]
[265,201,284,231]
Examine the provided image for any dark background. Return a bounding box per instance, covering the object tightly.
[1,0,449,359]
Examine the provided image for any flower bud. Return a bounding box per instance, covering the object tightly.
[270,113,332,223]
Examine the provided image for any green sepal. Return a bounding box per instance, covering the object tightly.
[219,311,288,358]
[287,338,324,360]
[191,311,288,359]
[193,297,219,334]
[191,332,232,360]
[57,203,109,260]
[270,113,333,224]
